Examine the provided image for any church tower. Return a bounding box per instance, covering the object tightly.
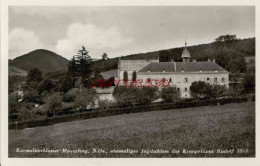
[181,39,191,62]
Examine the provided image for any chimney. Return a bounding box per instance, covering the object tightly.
[192,59,196,62]
[212,59,216,63]
[208,58,211,62]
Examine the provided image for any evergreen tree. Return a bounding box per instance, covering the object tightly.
[25,68,42,90]
[67,46,94,88]
[75,46,93,87]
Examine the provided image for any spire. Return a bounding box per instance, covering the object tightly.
[182,37,191,62]
[185,36,187,47]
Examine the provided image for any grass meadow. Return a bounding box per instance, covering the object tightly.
[9,102,255,157]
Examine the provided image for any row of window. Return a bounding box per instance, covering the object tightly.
[145,77,226,83]
[123,71,226,83]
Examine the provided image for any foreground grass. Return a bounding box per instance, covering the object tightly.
[9,102,255,157]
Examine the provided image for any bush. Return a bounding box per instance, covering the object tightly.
[23,90,41,103]
[45,92,63,116]
[63,88,79,102]
[9,96,252,130]
[9,93,19,113]
[135,87,159,105]
[161,86,180,103]
[74,88,97,109]
[37,79,55,94]
[112,86,137,107]
[190,81,227,99]
[113,86,159,106]
[18,104,34,121]
[98,99,117,110]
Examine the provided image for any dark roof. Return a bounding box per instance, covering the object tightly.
[100,69,118,79]
[138,62,228,72]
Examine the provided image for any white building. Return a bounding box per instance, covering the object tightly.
[115,42,229,98]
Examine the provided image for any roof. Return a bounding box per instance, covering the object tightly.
[181,48,191,58]
[138,62,228,73]
[100,69,118,79]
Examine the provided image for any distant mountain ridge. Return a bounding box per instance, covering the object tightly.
[9,49,69,74]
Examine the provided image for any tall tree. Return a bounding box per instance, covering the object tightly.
[25,68,42,90]
[67,56,78,78]
[101,53,109,60]
[73,46,94,88]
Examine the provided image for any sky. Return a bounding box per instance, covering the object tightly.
[9,6,255,60]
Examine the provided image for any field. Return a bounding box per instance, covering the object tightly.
[9,102,255,157]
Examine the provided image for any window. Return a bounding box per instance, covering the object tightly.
[177,88,180,92]
[170,78,172,82]
[222,77,225,82]
[132,71,137,82]
[207,78,210,81]
[123,71,128,82]
[214,77,217,83]
[184,78,188,83]
[185,88,188,91]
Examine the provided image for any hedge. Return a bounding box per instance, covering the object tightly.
[9,96,252,130]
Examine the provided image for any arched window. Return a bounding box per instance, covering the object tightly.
[123,71,128,82]
[132,71,137,82]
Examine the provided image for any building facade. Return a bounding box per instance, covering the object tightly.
[115,43,229,98]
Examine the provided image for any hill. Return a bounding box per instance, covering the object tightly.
[8,65,27,76]
[9,49,69,73]
[91,38,255,73]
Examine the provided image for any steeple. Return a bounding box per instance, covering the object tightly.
[181,37,191,62]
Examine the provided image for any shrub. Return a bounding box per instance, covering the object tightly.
[18,104,34,121]
[98,99,116,110]
[37,79,55,94]
[190,81,208,99]
[190,81,228,99]
[45,92,63,116]
[112,86,137,107]
[63,88,79,102]
[112,86,159,106]
[23,90,41,103]
[135,87,159,105]
[9,93,20,113]
[74,88,97,109]
[161,86,180,103]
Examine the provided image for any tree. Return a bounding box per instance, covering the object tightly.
[135,87,159,105]
[210,84,227,99]
[242,72,255,94]
[112,86,136,107]
[23,90,41,103]
[67,56,78,79]
[215,34,237,43]
[75,77,84,94]
[45,92,62,117]
[101,53,109,60]
[58,75,75,93]
[112,86,159,106]
[37,79,55,94]
[74,46,94,88]
[190,81,208,99]
[26,68,42,90]
[161,86,180,103]
[215,48,247,73]
[93,69,104,87]
[74,88,97,109]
